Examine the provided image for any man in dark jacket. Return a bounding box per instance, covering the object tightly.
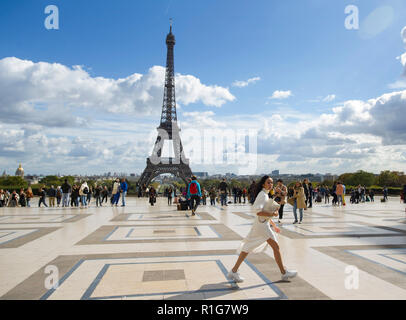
[248,180,256,204]
[219,178,228,206]
[39,188,48,207]
[61,179,71,207]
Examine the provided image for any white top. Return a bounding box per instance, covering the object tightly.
[253,189,272,222]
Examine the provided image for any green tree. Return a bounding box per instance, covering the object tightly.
[338,170,376,187]
[0,176,28,189]
[39,175,61,187]
[377,171,405,187]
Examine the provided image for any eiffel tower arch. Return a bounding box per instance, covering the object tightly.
[138,23,193,189]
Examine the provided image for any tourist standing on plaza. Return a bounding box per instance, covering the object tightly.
[167,186,173,205]
[94,184,102,207]
[61,179,71,207]
[209,186,217,205]
[120,178,128,207]
[187,176,202,216]
[303,179,310,209]
[71,185,79,207]
[227,176,297,283]
[149,186,156,206]
[48,185,56,207]
[26,187,34,207]
[56,186,62,207]
[324,186,330,204]
[86,185,92,205]
[242,187,247,203]
[38,188,48,207]
[369,189,375,202]
[101,186,108,204]
[111,178,121,206]
[0,189,5,207]
[219,178,228,206]
[79,181,89,208]
[274,179,287,224]
[19,189,26,207]
[288,182,306,224]
[202,187,208,205]
[332,182,338,205]
[8,190,18,207]
[336,182,344,206]
[248,180,256,204]
[383,187,388,202]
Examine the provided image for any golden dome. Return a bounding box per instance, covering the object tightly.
[15,163,24,177]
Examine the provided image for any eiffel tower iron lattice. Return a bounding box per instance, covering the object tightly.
[138,23,193,189]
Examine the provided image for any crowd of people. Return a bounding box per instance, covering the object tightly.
[0,178,129,208]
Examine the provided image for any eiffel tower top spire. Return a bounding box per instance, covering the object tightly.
[160,19,177,129]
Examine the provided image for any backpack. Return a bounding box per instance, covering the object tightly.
[189,182,198,195]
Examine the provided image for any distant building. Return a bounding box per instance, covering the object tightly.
[15,163,24,178]
[271,170,280,176]
[323,173,338,182]
[194,172,208,178]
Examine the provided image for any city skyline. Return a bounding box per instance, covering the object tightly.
[1,0,406,175]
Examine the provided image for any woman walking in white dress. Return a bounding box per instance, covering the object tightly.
[227,176,297,283]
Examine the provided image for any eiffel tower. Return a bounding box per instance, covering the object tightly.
[138,22,193,189]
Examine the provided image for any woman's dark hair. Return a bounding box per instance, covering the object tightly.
[252,175,270,204]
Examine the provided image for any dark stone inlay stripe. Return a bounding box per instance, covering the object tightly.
[142,269,185,281]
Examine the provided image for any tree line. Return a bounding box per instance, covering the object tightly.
[1,170,405,196]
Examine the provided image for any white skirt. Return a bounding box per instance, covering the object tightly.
[237,217,278,254]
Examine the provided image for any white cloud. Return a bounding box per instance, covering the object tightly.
[0,57,235,127]
[323,94,336,102]
[232,77,261,88]
[181,111,226,129]
[269,90,292,100]
[388,79,406,89]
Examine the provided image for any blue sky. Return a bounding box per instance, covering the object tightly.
[0,0,406,175]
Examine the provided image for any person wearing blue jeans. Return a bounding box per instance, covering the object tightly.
[293,200,303,223]
[120,178,128,207]
[288,182,306,224]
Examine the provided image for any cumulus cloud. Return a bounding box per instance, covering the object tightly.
[255,89,406,171]
[269,90,292,100]
[232,77,261,88]
[0,57,235,127]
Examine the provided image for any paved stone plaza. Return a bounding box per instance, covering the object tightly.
[0,196,405,300]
